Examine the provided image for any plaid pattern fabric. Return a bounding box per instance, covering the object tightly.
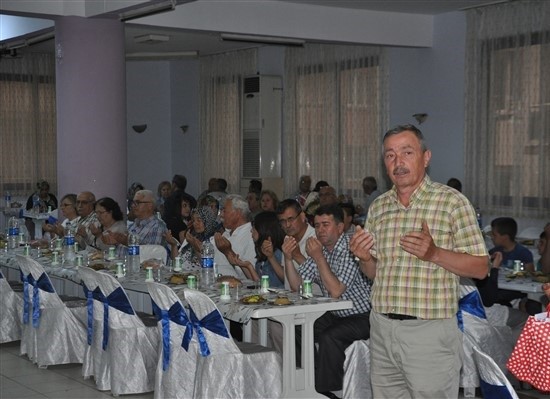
[366,176,488,319]
[300,233,372,317]
[129,215,167,246]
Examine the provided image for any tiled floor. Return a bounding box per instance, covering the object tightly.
[1,340,549,399]
[0,341,152,399]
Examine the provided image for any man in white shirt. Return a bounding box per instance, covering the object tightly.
[213,194,256,279]
[276,199,316,290]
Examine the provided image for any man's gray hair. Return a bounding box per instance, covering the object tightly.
[226,194,250,219]
[136,189,155,202]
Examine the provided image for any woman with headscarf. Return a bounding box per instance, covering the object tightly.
[165,206,218,269]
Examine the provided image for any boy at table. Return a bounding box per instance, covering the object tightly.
[283,204,372,398]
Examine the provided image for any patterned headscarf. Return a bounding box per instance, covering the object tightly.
[192,206,218,241]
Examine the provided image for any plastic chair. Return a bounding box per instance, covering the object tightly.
[91,270,159,395]
[0,269,23,343]
[458,278,515,396]
[140,244,168,264]
[147,282,197,399]
[343,339,372,399]
[473,346,519,399]
[16,255,87,367]
[183,288,282,399]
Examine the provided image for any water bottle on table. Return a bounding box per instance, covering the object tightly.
[127,233,141,276]
[200,240,215,288]
[7,216,19,250]
[64,225,76,262]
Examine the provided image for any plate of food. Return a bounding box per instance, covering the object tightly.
[89,262,108,271]
[169,273,193,285]
[217,275,242,288]
[270,296,293,306]
[240,294,266,304]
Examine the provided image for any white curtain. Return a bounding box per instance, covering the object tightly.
[0,53,57,198]
[199,49,257,194]
[283,44,389,202]
[465,0,550,218]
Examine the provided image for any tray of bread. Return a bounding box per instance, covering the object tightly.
[168,273,194,285]
[216,275,242,288]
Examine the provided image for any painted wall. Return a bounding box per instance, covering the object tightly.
[388,12,466,189]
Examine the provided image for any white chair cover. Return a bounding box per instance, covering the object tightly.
[16,255,87,367]
[183,288,282,399]
[0,269,23,343]
[459,278,515,395]
[147,282,198,399]
[140,244,168,264]
[92,270,159,396]
[343,339,372,399]
[473,346,519,399]
[78,267,110,387]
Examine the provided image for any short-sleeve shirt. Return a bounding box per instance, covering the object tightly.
[129,215,167,245]
[365,175,488,320]
[299,233,372,317]
[489,244,533,268]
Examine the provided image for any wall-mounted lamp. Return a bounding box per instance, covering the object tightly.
[132,124,147,133]
[413,113,428,124]
[179,125,189,134]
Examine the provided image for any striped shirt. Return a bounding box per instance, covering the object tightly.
[299,233,372,317]
[366,175,488,320]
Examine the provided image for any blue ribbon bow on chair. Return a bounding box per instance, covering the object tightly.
[22,272,55,328]
[188,307,229,357]
[100,287,135,350]
[82,285,104,345]
[151,300,193,371]
[457,290,487,332]
[479,380,515,399]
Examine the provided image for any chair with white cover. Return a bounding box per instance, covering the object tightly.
[0,269,23,343]
[140,244,168,264]
[472,346,519,399]
[147,282,197,399]
[78,266,109,386]
[458,278,515,397]
[16,255,87,367]
[343,339,372,399]
[92,270,159,395]
[183,288,282,399]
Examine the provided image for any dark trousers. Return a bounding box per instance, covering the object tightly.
[313,311,371,392]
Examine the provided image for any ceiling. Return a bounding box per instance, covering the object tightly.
[2,0,505,59]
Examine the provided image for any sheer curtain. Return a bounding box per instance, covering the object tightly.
[283,44,388,202]
[199,49,257,194]
[465,0,550,218]
[0,53,57,198]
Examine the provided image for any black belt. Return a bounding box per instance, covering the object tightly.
[382,313,418,320]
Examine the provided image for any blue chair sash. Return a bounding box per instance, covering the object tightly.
[457,290,487,332]
[188,306,230,357]
[100,287,135,350]
[82,285,104,345]
[21,272,55,328]
[151,299,193,371]
[479,379,514,399]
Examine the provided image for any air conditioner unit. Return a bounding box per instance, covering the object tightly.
[241,75,282,180]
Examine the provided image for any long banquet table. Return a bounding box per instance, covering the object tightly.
[0,248,353,399]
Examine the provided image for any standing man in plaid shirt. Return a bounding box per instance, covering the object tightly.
[283,204,372,398]
[350,124,489,398]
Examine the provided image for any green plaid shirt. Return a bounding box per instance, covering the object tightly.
[366,175,488,319]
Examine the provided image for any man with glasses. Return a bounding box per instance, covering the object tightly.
[276,199,316,290]
[75,191,100,249]
[113,189,167,248]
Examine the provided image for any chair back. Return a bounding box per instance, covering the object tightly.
[343,339,372,399]
[473,346,519,399]
[78,267,107,345]
[140,244,168,264]
[182,288,239,356]
[16,255,63,328]
[147,282,198,399]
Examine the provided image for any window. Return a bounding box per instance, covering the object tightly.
[465,2,550,218]
[0,53,57,198]
[284,44,388,203]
